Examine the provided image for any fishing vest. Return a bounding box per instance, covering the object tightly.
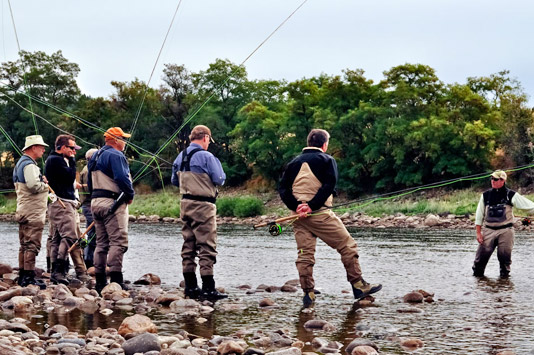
[89,146,124,200]
[177,148,217,204]
[13,155,48,224]
[292,161,333,208]
[483,188,516,229]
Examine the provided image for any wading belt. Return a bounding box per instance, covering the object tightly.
[91,189,121,199]
[180,147,216,204]
[485,223,514,230]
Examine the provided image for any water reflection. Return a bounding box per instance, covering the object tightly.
[1,222,534,353]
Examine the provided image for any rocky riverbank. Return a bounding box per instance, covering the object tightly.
[0,262,447,355]
[3,211,532,232]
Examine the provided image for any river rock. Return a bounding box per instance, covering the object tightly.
[281,284,298,292]
[2,295,33,312]
[52,284,73,300]
[351,345,378,355]
[43,324,69,338]
[170,299,201,312]
[101,282,123,296]
[400,338,424,348]
[134,273,162,285]
[156,292,182,306]
[169,339,192,349]
[259,298,276,307]
[0,263,12,276]
[6,322,31,333]
[303,319,335,330]
[403,291,424,303]
[122,332,161,355]
[266,348,301,355]
[58,338,86,347]
[118,314,158,336]
[345,339,378,354]
[244,348,265,355]
[0,287,22,302]
[217,340,245,355]
[424,214,440,226]
[158,335,181,347]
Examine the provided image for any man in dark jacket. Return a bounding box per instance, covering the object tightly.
[279,129,382,308]
[88,127,135,294]
[45,134,89,285]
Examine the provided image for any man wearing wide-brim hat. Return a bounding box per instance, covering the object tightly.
[13,135,49,288]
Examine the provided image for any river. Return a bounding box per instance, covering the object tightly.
[1,221,534,354]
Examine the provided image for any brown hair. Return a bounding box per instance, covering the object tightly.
[55,134,75,150]
[189,125,212,141]
[307,129,330,148]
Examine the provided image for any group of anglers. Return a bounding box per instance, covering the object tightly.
[12,124,534,307]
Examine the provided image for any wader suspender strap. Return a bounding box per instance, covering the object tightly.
[89,146,121,199]
[179,148,203,172]
[179,148,216,204]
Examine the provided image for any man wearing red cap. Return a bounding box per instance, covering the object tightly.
[45,134,89,285]
[13,135,49,288]
[88,127,135,293]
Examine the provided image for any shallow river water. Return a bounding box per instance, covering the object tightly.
[1,221,534,354]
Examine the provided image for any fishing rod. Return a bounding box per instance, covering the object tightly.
[254,163,534,235]
[68,192,126,252]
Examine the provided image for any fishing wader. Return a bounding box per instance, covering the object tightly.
[13,155,48,289]
[178,148,227,300]
[473,189,516,278]
[91,167,130,293]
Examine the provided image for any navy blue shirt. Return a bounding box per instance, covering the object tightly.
[171,143,226,187]
[88,145,135,201]
[44,151,76,200]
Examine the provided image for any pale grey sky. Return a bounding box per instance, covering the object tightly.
[3,0,533,104]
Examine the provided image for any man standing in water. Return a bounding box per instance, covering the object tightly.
[89,127,135,294]
[473,170,534,278]
[13,135,49,288]
[45,134,89,285]
[171,125,227,301]
[279,129,382,308]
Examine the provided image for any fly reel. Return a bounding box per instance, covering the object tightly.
[522,217,532,226]
[268,223,282,236]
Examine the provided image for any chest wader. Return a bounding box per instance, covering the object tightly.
[473,189,516,277]
[13,156,47,289]
[178,148,227,301]
[89,147,131,294]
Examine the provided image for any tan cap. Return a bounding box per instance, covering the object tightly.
[22,135,49,151]
[491,170,507,180]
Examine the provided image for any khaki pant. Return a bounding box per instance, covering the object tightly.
[48,200,79,262]
[18,221,44,270]
[92,198,129,273]
[293,210,362,291]
[473,226,514,275]
[180,199,217,276]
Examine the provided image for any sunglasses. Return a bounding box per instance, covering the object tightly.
[65,145,77,150]
[491,177,502,181]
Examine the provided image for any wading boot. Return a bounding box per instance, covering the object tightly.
[109,271,131,291]
[50,260,69,285]
[76,272,92,283]
[95,272,108,295]
[46,257,51,273]
[472,265,485,278]
[302,289,316,308]
[352,279,382,300]
[200,275,228,301]
[183,272,201,299]
[21,270,46,289]
[17,270,26,286]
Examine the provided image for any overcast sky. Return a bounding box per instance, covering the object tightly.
[2,0,533,105]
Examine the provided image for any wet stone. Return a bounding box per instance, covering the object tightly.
[121,332,161,355]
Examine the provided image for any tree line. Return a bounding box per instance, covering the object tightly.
[0,50,533,195]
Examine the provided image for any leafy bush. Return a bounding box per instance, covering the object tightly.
[0,194,6,207]
[216,196,264,217]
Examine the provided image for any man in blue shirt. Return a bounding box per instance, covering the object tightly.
[171,125,227,300]
[88,127,135,294]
